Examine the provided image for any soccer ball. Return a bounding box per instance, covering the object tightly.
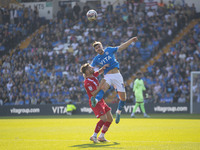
[86,9,97,21]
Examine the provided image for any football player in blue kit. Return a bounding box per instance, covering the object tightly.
[90,36,138,124]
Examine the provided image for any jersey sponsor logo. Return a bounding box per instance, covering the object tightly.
[80,107,93,113]
[154,106,188,113]
[52,106,67,114]
[10,108,40,114]
[124,105,141,113]
[99,56,112,65]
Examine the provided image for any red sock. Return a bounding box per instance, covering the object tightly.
[94,120,105,133]
[102,121,111,134]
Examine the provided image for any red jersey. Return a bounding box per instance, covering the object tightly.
[84,72,99,99]
[84,71,111,118]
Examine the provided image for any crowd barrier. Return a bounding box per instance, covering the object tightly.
[0,103,190,116]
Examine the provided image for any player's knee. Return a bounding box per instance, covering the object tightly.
[101,116,107,122]
[118,92,126,100]
[107,114,113,122]
[119,97,126,101]
[102,85,109,92]
[102,118,107,122]
[109,117,113,123]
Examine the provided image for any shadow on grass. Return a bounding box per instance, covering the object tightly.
[70,142,120,149]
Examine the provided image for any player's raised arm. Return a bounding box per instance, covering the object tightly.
[91,64,108,97]
[118,36,138,52]
[91,78,106,97]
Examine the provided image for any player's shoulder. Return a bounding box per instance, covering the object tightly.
[84,78,90,84]
[135,78,141,83]
[105,47,110,50]
[84,78,91,83]
[93,71,99,77]
[105,46,118,51]
[134,78,139,82]
[84,79,91,87]
[93,54,100,61]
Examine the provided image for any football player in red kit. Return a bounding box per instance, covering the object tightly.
[80,63,113,143]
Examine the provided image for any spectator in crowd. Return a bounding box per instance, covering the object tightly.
[73,2,81,21]
[178,93,186,103]
[107,2,113,13]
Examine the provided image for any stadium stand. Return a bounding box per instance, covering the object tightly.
[0,1,199,105]
[122,19,200,104]
[0,2,46,58]
[139,21,200,104]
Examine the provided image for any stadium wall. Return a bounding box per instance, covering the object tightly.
[156,0,200,12]
[0,103,191,116]
[103,0,200,12]
[10,1,53,20]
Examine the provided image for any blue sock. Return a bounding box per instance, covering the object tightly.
[117,100,126,111]
[95,90,104,101]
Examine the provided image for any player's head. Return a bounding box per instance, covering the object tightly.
[136,71,142,79]
[93,41,104,55]
[80,63,94,76]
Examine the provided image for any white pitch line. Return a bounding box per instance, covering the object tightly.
[0,139,199,144]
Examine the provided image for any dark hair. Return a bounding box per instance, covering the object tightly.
[93,41,101,48]
[136,71,142,75]
[80,63,90,74]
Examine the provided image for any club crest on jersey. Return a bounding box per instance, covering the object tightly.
[105,52,109,55]
[88,86,93,91]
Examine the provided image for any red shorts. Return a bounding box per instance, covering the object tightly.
[89,99,111,118]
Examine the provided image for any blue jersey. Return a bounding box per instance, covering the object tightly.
[91,47,119,75]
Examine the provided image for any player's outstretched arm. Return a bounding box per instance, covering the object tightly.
[98,64,109,75]
[118,37,138,52]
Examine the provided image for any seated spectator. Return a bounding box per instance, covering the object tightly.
[160,93,173,103]
[178,94,186,103]
[25,95,30,105]
[15,96,24,105]
[173,88,182,103]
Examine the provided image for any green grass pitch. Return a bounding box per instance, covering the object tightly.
[0,114,200,150]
